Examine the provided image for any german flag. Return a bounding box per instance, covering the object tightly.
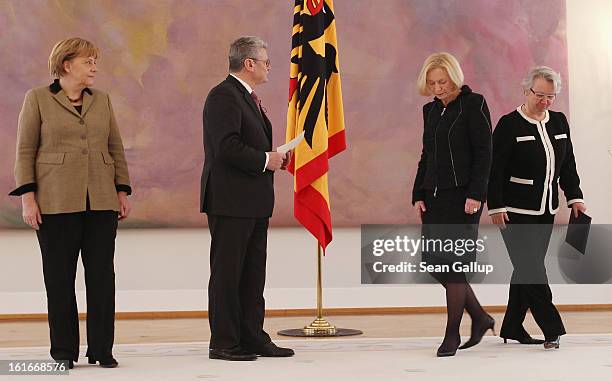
[286,0,346,251]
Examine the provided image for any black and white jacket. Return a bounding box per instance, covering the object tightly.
[412,85,492,203]
[487,107,584,215]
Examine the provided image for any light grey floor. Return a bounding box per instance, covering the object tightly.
[1,335,611,380]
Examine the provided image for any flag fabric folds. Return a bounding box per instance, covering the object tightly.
[286,0,346,251]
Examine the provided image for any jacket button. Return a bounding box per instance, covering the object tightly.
[82,149,88,155]
[79,120,85,125]
[80,134,86,140]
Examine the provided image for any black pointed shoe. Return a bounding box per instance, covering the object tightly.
[437,336,461,357]
[459,314,496,350]
[247,342,295,357]
[55,359,74,369]
[88,356,119,368]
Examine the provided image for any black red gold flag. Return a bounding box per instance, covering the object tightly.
[286,0,346,250]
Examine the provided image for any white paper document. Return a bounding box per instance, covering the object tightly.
[277,131,305,154]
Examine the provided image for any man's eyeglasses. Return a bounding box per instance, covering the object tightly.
[530,88,556,101]
[248,57,271,67]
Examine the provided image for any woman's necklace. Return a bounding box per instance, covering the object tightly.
[67,95,82,103]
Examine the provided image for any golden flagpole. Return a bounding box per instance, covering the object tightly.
[278,242,362,337]
[303,243,336,335]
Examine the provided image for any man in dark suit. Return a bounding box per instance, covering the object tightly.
[200,36,293,361]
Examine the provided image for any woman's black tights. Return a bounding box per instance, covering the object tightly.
[433,273,487,352]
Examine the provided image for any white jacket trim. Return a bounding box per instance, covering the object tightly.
[509,176,534,185]
[516,135,536,142]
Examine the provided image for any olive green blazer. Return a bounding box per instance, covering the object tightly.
[12,84,131,214]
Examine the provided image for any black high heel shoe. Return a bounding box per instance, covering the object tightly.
[543,336,561,349]
[459,314,496,350]
[88,356,119,368]
[437,336,461,357]
[502,336,545,345]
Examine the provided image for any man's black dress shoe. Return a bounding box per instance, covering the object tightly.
[209,348,257,361]
[247,342,295,357]
[88,356,119,368]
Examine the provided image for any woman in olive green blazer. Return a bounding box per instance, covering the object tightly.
[10,38,131,369]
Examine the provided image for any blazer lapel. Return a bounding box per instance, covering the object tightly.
[52,90,82,118]
[261,109,272,142]
[80,91,95,117]
[226,75,272,142]
[245,92,272,141]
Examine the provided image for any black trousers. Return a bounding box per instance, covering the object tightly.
[499,212,566,339]
[207,214,271,350]
[36,210,118,361]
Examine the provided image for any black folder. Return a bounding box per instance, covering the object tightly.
[565,211,591,254]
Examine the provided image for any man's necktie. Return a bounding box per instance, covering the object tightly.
[250,91,266,115]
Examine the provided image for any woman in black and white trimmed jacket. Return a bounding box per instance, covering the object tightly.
[487,66,586,350]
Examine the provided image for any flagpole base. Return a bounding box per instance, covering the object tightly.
[277,317,363,337]
[304,317,336,335]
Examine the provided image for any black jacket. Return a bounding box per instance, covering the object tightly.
[200,75,274,218]
[412,85,492,203]
[487,107,583,215]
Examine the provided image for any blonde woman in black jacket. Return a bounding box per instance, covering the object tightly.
[488,66,586,350]
[412,52,494,357]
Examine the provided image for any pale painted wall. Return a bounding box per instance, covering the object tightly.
[1,0,611,314]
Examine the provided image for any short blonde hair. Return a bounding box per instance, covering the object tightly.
[48,38,100,78]
[416,52,464,96]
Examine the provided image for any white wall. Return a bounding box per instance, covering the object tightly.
[1,0,611,314]
[1,225,612,314]
[566,0,612,223]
